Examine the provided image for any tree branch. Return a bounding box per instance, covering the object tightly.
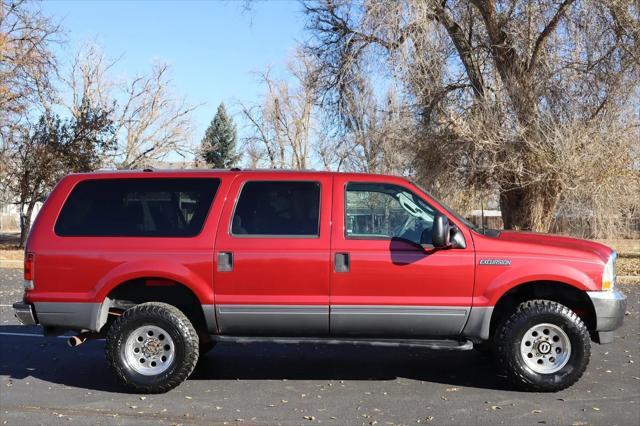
[433,4,486,98]
[527,0,576,72]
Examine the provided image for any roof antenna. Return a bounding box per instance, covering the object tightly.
[480,190,486,235]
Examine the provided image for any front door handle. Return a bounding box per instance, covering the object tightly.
[334,252,350,273]
[217,252,233,272]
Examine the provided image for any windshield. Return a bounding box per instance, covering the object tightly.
[409,180,478,231]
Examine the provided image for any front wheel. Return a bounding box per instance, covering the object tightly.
[495,299,590,392]
[105,302,199,393]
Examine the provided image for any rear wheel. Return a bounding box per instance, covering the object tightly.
[105,302,199,393]
[495,299,590,391]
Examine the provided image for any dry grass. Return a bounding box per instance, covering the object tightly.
[598,240,639,284]
[598,240,640,256]
[618,257,640,279]
[0,250,23,269]
[0,234,23,268]
[0,250,23,261]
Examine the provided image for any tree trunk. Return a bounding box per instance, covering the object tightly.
[500,184,560,233]
[18,202,36,249]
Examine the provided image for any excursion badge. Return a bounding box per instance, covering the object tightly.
[479,259,512,266]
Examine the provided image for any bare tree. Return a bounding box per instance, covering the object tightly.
[116,63,198,168]
[64,44,117,120]
[0,0,60,179]
[64,44,199,169]
[329,75,412,174]
[0,0,60,122]
[240,50,319,169]
[303,0,640,232]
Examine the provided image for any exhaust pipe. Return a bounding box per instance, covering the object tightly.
[67,331,104,347]
[67,335,87,347]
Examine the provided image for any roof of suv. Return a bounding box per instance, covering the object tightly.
[68,168,405,180]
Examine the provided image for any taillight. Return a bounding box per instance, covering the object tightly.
[24,252,34,281]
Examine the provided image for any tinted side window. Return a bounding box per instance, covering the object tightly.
[345,182,435,244]
[232,181,320,236]
[55,178,220,237]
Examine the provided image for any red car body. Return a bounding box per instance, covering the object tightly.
[15,169,624,344]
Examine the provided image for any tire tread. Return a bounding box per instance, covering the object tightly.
[105,302,199,393]
[494,299,590,392]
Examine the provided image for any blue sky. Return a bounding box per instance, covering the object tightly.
[40,0,306,146]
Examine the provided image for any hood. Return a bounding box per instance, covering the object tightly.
[490,231,613,262]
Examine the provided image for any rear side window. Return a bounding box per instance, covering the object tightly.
[55,178,220,237]
[231,181,320,237]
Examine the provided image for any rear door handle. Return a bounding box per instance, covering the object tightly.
[334,252,350,273]
[217,252,233,272]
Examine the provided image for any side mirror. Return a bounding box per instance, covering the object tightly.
[432,214,450,248]
[450,226,467,249]
[420,228,432,245]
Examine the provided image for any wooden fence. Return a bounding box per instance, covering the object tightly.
[466,214,640,239]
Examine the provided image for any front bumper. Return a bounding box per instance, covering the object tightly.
[586,290,626,343]
[12,302,37,326]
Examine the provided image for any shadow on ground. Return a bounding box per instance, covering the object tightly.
[0,324,513,393]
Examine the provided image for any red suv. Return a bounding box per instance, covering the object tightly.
[13,170,626,393]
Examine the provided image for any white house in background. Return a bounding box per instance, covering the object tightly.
[0,202,43,232]
[468,209,502,218]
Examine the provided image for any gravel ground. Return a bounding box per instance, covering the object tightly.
[0,268,639,425]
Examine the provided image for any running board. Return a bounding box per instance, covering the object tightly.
[211,335,474,350]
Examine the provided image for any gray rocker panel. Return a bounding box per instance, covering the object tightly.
[216,304,472,337]
[330,305,470,337]
[216,305,329,336]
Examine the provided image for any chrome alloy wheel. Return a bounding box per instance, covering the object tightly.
[124,325,175,376]
[520,323,571,374]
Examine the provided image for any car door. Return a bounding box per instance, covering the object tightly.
[330,175,475,337]
[213,173,332,336]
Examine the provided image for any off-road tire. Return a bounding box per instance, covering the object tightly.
[105,302,199,393]
[495,299,590,392]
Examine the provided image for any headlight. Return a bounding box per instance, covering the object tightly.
[602,252,617,291]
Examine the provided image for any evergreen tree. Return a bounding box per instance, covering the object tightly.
[200,103,239,168]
